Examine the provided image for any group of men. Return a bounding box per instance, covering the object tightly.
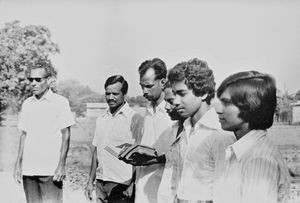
[14,57,290,203]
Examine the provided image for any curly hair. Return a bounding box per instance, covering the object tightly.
[104,75,128,95]
[167,58,215,104]
[217,71,277,130]
[26,58,57,78]
[138,58,167,80]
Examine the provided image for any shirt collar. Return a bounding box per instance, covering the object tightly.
[145,100,167,115]
[103,102,131,118]
[182,107,220,136]
[231,129,267,161]
[30,89,54,102]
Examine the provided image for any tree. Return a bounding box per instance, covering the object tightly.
[57,79,104,117]
[127,95,148,107]
[295,90,300,101]
[0,21,59,124]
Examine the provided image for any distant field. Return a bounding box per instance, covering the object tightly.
[1,116,300,202]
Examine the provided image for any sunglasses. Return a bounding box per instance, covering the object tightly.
[28,77,47,82]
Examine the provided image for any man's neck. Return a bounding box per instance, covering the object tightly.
[190,102,210,127]
[234,124,251,140]
[110,102,126,116]
[35,88,50,100]
[151,92,164,113]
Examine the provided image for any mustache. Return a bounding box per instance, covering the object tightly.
[107,99,116,103]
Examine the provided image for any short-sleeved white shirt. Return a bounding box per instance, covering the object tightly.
[18,89,75,175]
[92,103,143,184]
[135,100,174,203]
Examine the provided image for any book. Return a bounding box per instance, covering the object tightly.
[118,144,157,161]
[104,144,157,163]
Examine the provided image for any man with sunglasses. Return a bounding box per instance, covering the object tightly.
[14,58,75,203]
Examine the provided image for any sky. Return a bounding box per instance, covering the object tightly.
[1,0,300,96]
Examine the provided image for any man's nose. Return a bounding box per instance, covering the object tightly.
[173,95,180,107]
[214,99,223,114]
[107,94,114,100]
[142,88,149,95]
[165,102,171,111]
[31,80,38,86]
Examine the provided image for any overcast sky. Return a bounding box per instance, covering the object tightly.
[1,0,300,96]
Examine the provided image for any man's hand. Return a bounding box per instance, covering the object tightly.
[127,152,159,166]
[53,165,66,182]
[123,182,134,199]
[13,163,22,185]
[84,182,94,201]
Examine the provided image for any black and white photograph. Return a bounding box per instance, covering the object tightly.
[0,0,300,202]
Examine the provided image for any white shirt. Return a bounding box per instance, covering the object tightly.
[92,103,143,184]
[157,121,182,203]
[214,130,290,203]
[176,108,235,201]
[135,100,174,203]
[18,90,75,175]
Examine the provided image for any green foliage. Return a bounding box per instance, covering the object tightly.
[57,79,105,117]
[0,21,59,124]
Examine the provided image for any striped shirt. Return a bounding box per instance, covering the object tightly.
[214,130,290,203]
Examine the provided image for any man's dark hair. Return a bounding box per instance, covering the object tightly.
[138,58,167,80]
[104,75,128,95]
[217,71,277,130]
[163,80,172,90]
[167,58,215,104]
[26,58,57,78]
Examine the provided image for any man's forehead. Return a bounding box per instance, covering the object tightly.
[105,82,122,92]
[140,68,156,81]
[164,88,174,98]
[219,88,231,99]
[30,68,47,77]
[171,80,189,91]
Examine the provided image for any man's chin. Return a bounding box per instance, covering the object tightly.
[144,96,153,101]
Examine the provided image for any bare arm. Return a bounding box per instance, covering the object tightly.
[85,146,98,201]
[13,131,26,184]
[54,127,71,182]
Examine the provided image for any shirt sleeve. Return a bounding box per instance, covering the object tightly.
[241,158,280,203]
[92,128,97,147]
[18,102,28,132]
[58,98,75,129]
[130,113,144,144]
[92,117,101,147]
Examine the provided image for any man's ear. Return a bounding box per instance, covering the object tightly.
[160,78,166,89]
[47,77,56,88]
[200,93,208,102]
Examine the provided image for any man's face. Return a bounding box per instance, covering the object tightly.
[215,88,246,132]
[29,68,49,99]
[105,82,125,112]
[139,68,163,102]
[172,80,202,119]
[164,87,182,121]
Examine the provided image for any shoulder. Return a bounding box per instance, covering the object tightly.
[207,129,236,145]
[242,137,287,172]
[95,112,107,124]
[21,96,34,109]
[251,137,283,161]
[51,93,70,104]
[22,96,33,105]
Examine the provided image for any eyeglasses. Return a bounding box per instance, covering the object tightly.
[28,77,47,82]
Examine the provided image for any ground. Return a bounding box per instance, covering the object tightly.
[0,116,300,202]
